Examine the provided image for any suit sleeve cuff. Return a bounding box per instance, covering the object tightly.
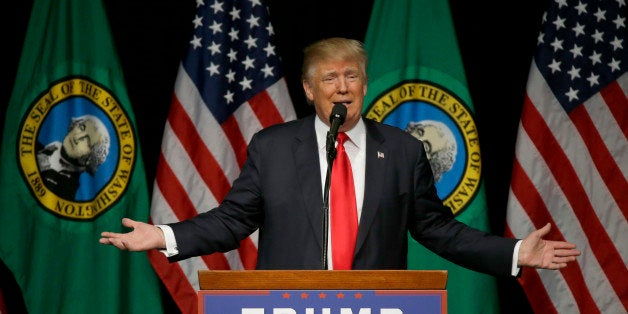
[156,225,179,257]
[512,240,522,276]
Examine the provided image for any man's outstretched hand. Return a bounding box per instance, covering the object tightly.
[99,218,166,251]
[518,223,581,269]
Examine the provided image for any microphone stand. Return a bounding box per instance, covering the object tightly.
[322,130,338,270]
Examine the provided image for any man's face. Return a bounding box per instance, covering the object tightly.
[63,119,100,161]
[302,59,367,132]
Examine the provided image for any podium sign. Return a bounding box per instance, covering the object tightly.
[199,289,446,313]
[198,270,447,314]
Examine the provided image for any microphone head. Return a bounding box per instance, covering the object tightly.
[329,103,347,125]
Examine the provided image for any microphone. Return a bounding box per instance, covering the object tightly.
[326,103,347,161]
[321,102,346,269]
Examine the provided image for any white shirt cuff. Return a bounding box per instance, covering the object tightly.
[156,225,179,257]
[512,240,522,276]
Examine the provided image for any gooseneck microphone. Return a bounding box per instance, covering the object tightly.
[322,103,346,269]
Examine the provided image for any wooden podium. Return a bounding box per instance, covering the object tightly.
[198,270,448,313]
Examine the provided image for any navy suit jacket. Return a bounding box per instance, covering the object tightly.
[168,115,518,276]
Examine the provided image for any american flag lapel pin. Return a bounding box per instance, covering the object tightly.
[377,151,385,159]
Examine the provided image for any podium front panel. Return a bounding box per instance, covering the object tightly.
[199,289,447,314]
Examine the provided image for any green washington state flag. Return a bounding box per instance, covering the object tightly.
[363,0,500,313]
[0,0,164,313]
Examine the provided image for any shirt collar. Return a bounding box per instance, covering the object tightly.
[314,114,365,150]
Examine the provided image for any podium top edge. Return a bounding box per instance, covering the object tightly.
[198,270,448,290]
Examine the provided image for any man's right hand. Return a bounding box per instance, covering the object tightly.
[99,218,166,251]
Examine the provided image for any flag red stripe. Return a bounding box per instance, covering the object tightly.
[510,158,598,312]
[169,96,232,202]
[503,224,514,238]
[155,152,198,220]
[155,152,232,270]
[602,81,628,139]
[221,115,248,169]
[147,250,197,314]
[523,97,628,305]
[520,268,560,314]
[509,159,551,223]
[509,160,551,222]
[200,253,231,270]
[249,90,284,128]
[569,104,628,221]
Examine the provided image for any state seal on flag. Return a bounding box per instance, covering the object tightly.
[365,80,481,215]
[17,76,136,220]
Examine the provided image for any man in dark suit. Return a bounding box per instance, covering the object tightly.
[100,37,579,276]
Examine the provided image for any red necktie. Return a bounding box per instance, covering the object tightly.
[330,132,358,270]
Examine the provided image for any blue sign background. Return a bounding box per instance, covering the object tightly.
[200,290,445,313]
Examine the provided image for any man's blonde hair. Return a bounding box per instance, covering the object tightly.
[301,37,368,83]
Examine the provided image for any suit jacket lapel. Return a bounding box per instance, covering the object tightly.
[355,119,387,254]
[293,115,325,251]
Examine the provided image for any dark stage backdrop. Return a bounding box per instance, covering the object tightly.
[0,0,548,313]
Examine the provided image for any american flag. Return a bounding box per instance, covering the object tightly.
[147,0,296,312]
[504,0,627,313]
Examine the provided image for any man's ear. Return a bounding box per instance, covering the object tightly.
[362,79,367,96]
[302,80,314,101]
